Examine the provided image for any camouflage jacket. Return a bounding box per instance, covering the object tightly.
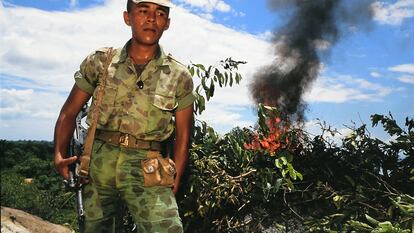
[74,41,195,141]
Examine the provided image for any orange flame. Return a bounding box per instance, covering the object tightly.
[244,117,290,156]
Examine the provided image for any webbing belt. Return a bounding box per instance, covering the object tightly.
[95,131,162,151]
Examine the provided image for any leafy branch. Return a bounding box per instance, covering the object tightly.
[188,58,246,115]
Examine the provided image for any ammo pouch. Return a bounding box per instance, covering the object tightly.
[141,151,176,187]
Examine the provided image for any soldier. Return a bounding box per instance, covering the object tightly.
[53,0,194,232]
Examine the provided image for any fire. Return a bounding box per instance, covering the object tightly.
[244,116,290,156]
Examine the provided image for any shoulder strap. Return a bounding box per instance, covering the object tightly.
[77,47,116,180]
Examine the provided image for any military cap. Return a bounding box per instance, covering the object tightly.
[132,0,172,8]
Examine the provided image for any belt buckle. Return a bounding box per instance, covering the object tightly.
[119,134,130,147]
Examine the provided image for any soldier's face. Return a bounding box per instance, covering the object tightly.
[124,3,170,46]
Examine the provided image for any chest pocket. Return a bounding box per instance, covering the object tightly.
[152,70,178,111]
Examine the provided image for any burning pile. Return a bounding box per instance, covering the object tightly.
[244,111,290,156]
[244,105,300,158]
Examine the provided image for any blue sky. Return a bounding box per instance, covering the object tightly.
[1,0,413,141]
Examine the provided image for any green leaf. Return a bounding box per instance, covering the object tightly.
[282,168,288,177]
[281,156,288,165]
[378,221,393,230]
[365,214,380,226]
[184,211,194,217]
[287,164,296,180]
[189,66,195,76]
[286,179,294,190]
[275,159,282,169]
[209,79,215,98]
[371,114,383,127]
[197,95,206,114]
[296,172,303,181]
[201,76,208,91]
[195,63,206,71]
[196,68,200,78]
[235,73,242,84]
[214,69,222,87]
[236,144,242,155]
[347,220,373,230]
[275,178,283,192]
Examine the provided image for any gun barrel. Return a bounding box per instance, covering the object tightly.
[77,189,85,217]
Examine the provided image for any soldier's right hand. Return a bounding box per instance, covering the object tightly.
[54,156,78,180]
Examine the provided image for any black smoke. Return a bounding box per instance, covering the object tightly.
[250,0,374,121]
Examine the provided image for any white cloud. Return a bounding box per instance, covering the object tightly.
[370,71,382,77]
[0,1,129,92]
[197,103,254,132]
[176,0,232,13]
[372,0,414,25]
[199,12,214,20]
[256,30,273,41]
[0,117,59,140]
[0,88,65,120]
[305,75,392,103]
[389,63,414,84]
[389,63,414,74]
[398,75,414,84]
[237,11,246,17]
[69,0,78,8]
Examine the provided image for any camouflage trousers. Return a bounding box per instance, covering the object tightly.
[82,140,183,233]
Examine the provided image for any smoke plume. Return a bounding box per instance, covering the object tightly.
[250,0,374,121]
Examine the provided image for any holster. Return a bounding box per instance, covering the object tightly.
[141,151,176,187]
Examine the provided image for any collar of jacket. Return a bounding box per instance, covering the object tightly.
[116,40,170,70]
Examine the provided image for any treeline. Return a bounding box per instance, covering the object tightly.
[1,140,53,170]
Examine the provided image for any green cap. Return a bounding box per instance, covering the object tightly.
[132,0,172,8]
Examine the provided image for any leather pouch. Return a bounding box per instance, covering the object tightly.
[141,156,176,187]
[159,158,176,186]
[141,158,161,187]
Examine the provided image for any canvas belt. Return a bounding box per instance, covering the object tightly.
[96,130,162,151]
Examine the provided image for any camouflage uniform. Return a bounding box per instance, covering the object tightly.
[74,40,195,233]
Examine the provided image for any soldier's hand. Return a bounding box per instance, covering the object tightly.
[54,156,78,180]
[172,180,180,195]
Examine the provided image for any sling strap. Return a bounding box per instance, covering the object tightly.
[77,48,116,180]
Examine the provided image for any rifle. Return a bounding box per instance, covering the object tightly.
[66,104,89,233]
